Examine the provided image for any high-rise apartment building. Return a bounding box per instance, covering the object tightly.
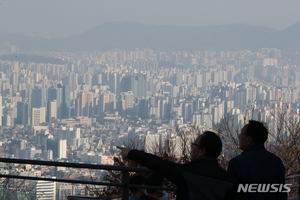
[0,95,3,126]
[31,107,46,126]
[31,88,48,108]
[132,74,147,99]
[17,101,29,125]
[57,84,71,119]
[36,180,56,200]
[57,127,81,147]
[58,139,67,159]
[109,72,119,94]
[75,92,94,116]
[47,100,57,122]
[120,74,147,99]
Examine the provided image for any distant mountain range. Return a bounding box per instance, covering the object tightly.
[0,54,66,64]
[1,22,300,52]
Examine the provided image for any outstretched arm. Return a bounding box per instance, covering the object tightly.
[117,146,184,184]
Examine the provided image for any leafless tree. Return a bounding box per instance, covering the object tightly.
[214,109,300,197]
[86,125,197,198]
[0,164,37,200]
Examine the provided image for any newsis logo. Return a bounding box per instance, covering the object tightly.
[237,184,292,193]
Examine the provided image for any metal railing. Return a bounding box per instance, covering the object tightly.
[286,174,300,199]
[0,157,175,200]
[0,157,299,200]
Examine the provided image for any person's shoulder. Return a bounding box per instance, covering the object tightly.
[229,154,244,163]
[139,195,156,200]
[265,150,284,163]
[129,193,138,200]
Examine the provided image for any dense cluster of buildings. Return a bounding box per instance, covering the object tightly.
[0,46,299,199]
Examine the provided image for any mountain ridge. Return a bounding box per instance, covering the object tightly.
[1,22,300,52]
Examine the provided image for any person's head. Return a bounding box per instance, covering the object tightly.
[239,120,268,150]
[145,173,164,199]
[129,175,146,197]
[191,131,222,161]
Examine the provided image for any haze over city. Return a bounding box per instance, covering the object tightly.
[0,1,300,199]
[0,0,300,38]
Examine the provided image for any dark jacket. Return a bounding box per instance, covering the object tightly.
[228,144,287,200]
[138,195,157,200]
[128,150,236,200]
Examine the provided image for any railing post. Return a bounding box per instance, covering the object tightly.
[122,170,129,200]
[298,177,300,196]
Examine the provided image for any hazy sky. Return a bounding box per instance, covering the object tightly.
[1,0,300,38]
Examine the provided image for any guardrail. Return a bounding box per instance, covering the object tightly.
[0,157,298,200]
[0,157,175,200]
[286,174,300,198]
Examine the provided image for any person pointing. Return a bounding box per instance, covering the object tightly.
[118,131,236,200]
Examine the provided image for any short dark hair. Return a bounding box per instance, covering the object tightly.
[129,175,146,193]
[198,131,222,158]
[145,173,164,194]
[245,120,268,144]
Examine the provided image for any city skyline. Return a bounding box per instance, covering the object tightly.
[0,46,298,198]
[0,1,300,198]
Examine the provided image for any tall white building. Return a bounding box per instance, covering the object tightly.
[36,180,56,200]
[58,139,67,159]
[47,100,57,121]
[31,107,46,126]
[0,95,2,126]
[195,74,203,88]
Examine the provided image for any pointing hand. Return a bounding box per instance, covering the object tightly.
[116,146,131,158]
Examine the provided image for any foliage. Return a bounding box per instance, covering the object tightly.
[88,109,300,198]
[0,164,37,200]
[214,110,300,197]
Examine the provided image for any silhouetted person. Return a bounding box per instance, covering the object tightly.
[118,131,236,200]
[139,173,165,200]
[129,175,146,200]
[228,120,287,200]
